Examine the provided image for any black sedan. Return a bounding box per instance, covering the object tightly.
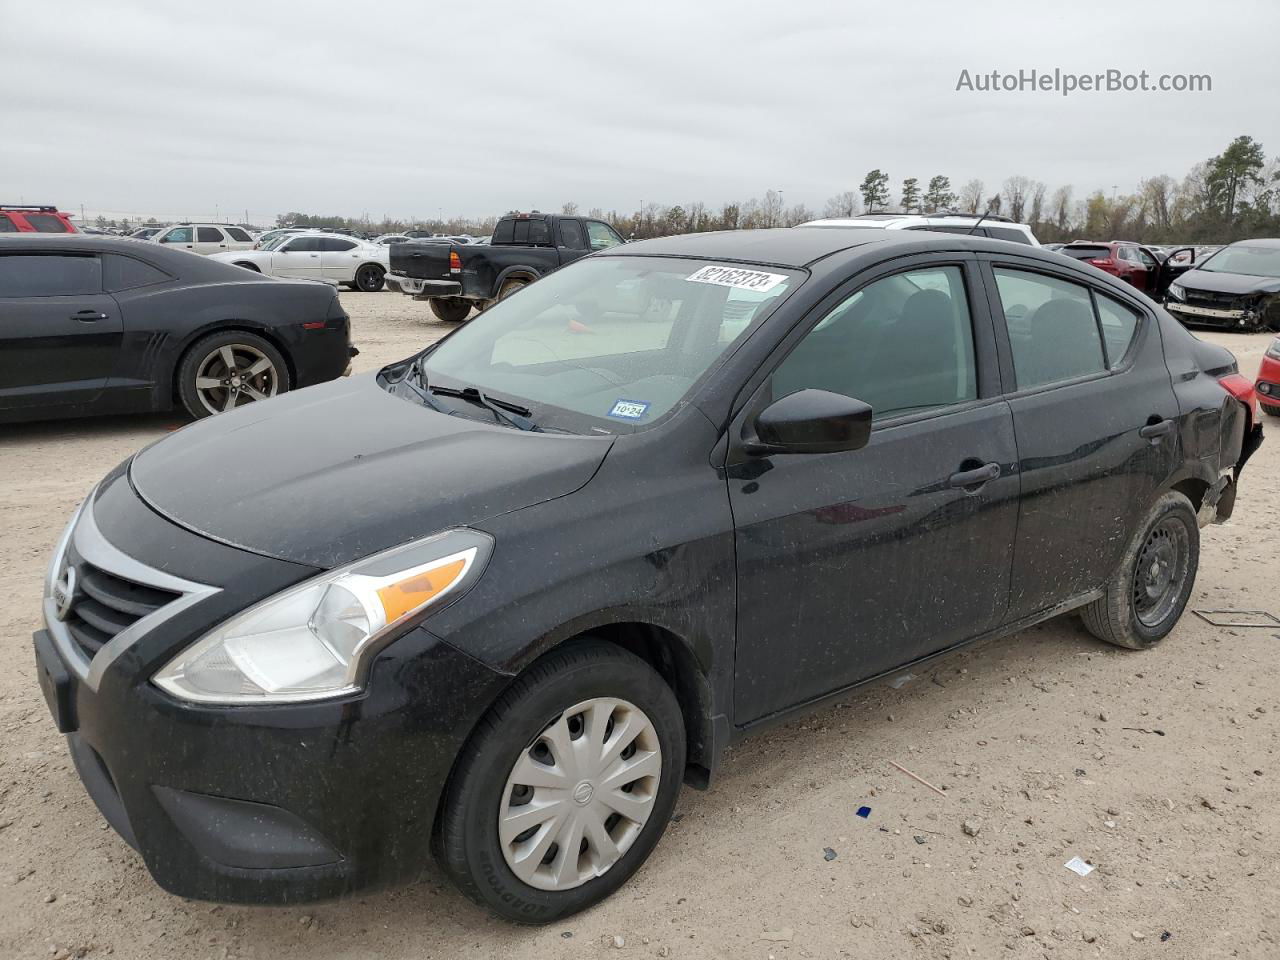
[0,235,355,423]
[1165,238,1280,331]
[34,227,1260,922]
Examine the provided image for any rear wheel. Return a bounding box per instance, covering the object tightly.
[439,642,685,923]
[429,297,472,323]
[177,331,290,419]
[1081,491,1198,649]
[497,278,529,301]
[354,264,385,292]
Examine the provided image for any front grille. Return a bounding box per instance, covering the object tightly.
[62,543,180,662]
[1184,288,1246,310]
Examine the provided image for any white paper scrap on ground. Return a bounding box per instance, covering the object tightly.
[887,673,915,689]
[1064,856,1095,876]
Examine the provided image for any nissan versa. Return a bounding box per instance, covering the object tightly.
[35,228,1262,921]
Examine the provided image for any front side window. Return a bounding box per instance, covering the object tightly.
[771,265,977,421]
[993,268,1106,389]
[0,254,102,297]
[161,227,193,244]
[421,257,800,431]
[283,237,322,252]
[586,221,623,250]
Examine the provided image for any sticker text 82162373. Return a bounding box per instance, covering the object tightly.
[685,265,788,293]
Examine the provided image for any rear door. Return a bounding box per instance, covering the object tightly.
[320,237,361,281]
[557,218,591,265]
[979,255,1180,620]
[193,226,229,256]
[729,255,1020,723]
[223,226,255,252]
[0,252,123,411]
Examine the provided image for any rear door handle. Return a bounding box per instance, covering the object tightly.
[1139,419,1174,440]
[947,462,1001,489]
[72,310,107,322]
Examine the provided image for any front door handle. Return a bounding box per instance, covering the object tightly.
[1139,419,1174,440]
[72,310,107,322]
[947,462,1001,490]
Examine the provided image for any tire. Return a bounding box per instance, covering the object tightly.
[1081,491,1199,649]
[176,331,290,419]
[354,263,385,292]
[497,278,529,301]
[1261,401,1280,418]
[439,642,685,923]
[429,297,472,323]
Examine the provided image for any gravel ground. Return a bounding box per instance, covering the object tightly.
[1,290,1278,960]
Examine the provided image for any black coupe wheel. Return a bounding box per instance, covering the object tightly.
[1081,491,1198,649]
[354,264,385,292]
[429,297,472,323]
[177,331,290,419]
[439,642,685,923]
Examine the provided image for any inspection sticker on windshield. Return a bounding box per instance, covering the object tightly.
[686,265,788,292]
[608,399,650,420]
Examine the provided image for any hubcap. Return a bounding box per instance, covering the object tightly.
[193,344,279,415]
[1132,518,1189,627]
[499,697,661,892]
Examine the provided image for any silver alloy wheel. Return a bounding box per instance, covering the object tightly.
[499,697,661,892]
[193,343,280,415]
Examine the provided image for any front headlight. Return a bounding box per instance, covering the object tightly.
[153,528,492,704]
[1167,282,1186,302]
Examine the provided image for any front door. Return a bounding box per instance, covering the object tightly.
[980,258,1181,619]
[729,258,1019,725]
[0,252,123,411]
[272,236,324,278]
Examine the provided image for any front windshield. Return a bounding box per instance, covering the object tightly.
[420,256,801,432]
[1201,245,1280,279]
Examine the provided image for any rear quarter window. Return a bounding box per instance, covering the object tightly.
[987,227,1032,245]
[225,227,252,242]
[103,254,172,292]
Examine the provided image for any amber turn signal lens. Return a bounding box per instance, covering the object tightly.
[376,558,467,622]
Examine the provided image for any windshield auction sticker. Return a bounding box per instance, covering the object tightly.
[608,399,650,420]
[686,265,788,292]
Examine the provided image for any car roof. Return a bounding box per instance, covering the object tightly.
[604,227,893,268]
[1225,237,1280,248]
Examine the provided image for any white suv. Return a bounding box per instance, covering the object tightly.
[801,213,1040,246]
[152,223,257,256]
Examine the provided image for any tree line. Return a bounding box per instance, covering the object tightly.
[272,134,1277,245]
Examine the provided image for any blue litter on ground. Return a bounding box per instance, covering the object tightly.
[856,806,871,819]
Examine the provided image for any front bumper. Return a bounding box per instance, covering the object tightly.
[33,475,509,904]
[1165,301,1252,328]
[385,273,463,299]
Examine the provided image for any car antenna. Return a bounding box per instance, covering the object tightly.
[965,210,991,236]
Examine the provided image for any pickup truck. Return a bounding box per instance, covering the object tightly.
[386,212,627,322]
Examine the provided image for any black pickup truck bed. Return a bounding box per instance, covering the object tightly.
[387,213,626,322]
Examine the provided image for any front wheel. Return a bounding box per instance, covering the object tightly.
[439,642,685,923]
[1081,491,1199,649]
[429,297,472,323]
[354,264,385,292]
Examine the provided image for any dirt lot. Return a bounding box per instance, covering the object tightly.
[2,291,1278,960]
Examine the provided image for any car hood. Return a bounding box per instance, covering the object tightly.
[1177,268,1280,296]
[129,375,611,567]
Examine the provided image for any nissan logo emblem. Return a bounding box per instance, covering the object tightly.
[52,565,76,622]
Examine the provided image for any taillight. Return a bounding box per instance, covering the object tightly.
[1089,258,1115,269]
[1219,372,1260,422]
[449,250,462,273]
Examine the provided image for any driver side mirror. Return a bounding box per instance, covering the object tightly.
[744,389,873,456]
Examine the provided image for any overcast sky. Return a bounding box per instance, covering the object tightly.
[3,0,1277,224]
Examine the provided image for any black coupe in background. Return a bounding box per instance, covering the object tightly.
[0,236,355,424]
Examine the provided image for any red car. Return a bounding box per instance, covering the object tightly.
[0,204,77,234]
[1257,336,1280,417]
[1059,240,1167,296]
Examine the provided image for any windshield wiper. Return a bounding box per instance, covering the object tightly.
[429,384,541,432]
[400,360,450,414]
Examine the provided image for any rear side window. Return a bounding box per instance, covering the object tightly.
[993,268,1106,389]
[1095,294,1141,365]
[559,219,586,249]
[1061,245,1110,262]
[197,227,224,243]
[26,214,72,233]
[0,214,17,232]
[511,219,551,244]
[492,219,515,244]
[906,224,989,237]
[225,227,251,242]
[987,226,1031,245]
[0,254,102,297]
[321,237,357,252]
[103,254,172,292]
[772,265,977,421]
